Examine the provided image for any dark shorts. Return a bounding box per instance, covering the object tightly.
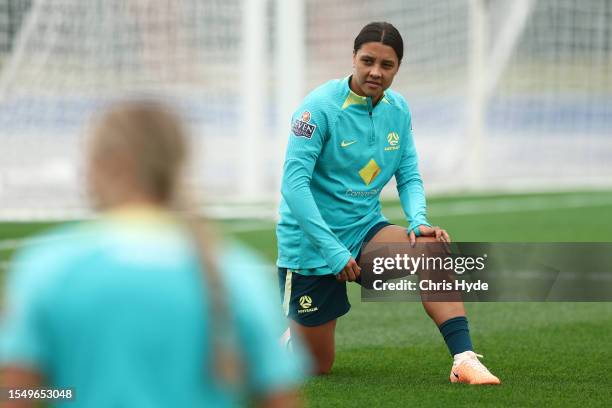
[278,221,392,327]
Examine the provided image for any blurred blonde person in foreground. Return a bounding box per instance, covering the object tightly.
[0,102,306,407]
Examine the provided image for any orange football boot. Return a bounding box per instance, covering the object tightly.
[450,351,501,385]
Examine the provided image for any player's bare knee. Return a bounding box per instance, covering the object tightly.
[415,236,438,243]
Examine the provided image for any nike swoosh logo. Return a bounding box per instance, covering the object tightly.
[341,140,357,147]
[453,372,460,379]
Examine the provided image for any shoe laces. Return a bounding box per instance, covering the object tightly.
[456,351,491,374]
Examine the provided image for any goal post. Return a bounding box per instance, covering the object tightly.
[467,0,537,189]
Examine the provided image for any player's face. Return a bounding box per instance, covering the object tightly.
[351,42,400,103]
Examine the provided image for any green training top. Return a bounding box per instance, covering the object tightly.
[277,76,431,275]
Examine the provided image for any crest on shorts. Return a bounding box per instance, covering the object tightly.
[297,294,318,314]
[292,111,317,139]
[299,295,313,309]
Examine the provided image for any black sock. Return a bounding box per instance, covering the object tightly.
[438,316,473,356]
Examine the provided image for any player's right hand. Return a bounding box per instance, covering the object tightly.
[336,257,361,282]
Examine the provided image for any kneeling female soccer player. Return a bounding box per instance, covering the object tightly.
[277,22,500,385]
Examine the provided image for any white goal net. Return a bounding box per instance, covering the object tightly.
[0,0,611,220]
[0,0,273,220]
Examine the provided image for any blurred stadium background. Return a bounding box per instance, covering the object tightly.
[0,0,611,220]
[1,2,611,406]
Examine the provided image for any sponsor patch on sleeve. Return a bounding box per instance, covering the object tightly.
[291,111,317,139]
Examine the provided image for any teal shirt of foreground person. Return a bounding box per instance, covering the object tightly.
[277,76,431,275]
[0,209,307,407]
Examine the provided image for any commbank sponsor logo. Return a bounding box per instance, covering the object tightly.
[358,158,381,185]
[345,188,379,198]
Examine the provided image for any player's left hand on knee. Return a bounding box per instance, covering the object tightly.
[410,225,451,245]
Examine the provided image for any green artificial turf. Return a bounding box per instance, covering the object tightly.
[303,296,612,407]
